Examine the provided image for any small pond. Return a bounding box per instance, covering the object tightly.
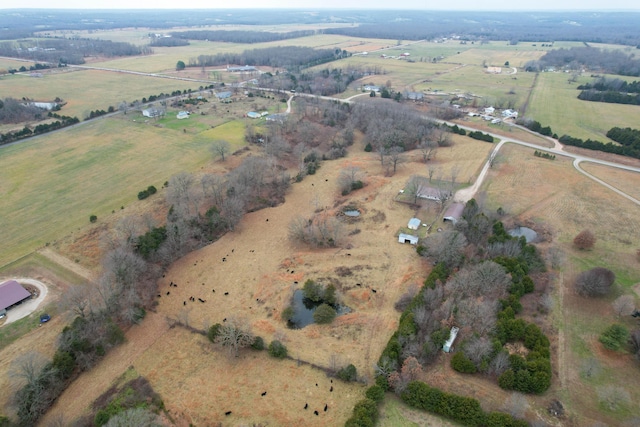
[343,210,360,217]
[508,226,538,243]
[287,290,351,329]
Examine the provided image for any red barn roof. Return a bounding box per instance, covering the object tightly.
[0,280,31,311]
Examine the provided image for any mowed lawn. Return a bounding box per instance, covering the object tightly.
[0,69,204,119]
[526,72,640,141]
[0,116,241,266]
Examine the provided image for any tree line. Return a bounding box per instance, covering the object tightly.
[0,112,79,146]
[170,29,316,44]
[526,47,640,76]
[0,38,151,65]
[577,90,640,106]
[257,65,365,96]
[578,77,640,94]
[606,127,640,150]
[189,46,346,72]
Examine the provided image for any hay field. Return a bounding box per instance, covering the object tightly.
[452,44,547,67]
[0,69,204,119]
[526,72,640,141]
[580,162,640,203]
[419,64,536,109]
[0,58,28,72]
[0,116,221,267]
[480,142,640,426]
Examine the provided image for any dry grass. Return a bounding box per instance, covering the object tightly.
[36,138,491,425]
[580,162,640,202]
[480,142,640,425]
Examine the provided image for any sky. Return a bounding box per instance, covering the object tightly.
[2,0,640,10]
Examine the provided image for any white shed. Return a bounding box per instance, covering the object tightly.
[398,233,419,245]
[407,217,421,230]
[443,326,459,353]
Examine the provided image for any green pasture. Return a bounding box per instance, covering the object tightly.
[421,64,536,109]
[453,46,546,68]
[527,71,640,141]
[331,56,454,88]
[379,394,460,427]
[0,69,204,119]
[0,58,30,72]
[0,116,247,267]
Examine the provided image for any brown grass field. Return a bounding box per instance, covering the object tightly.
[35,136,493,426]
[3,31,640,427]
[479,143,640,425]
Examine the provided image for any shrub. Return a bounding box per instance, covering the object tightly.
[337,363,358,382]
[251,336,265,351]
[575,267,615,297]
[137,190,149,200]
[451,352,477,373]
[573,229,596,250]
[207,324,222,343]
[90,214,98,223]
[313,303,336,324]
[281,306,295,322]
[268,340,288,358]
[147,185,157,195]
[52,350,75,380]
[302,279,323,302]
[364,142,373,152]
[599,324,629,351]
[365,385,385,403]
[346,399,378,426]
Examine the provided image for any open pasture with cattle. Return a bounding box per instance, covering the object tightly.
[2,18,640,427]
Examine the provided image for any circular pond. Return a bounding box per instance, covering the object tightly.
[508,226,538,243]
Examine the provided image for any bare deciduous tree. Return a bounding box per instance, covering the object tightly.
[464,336,493,368]
[338,166,364,195]
[105,407,162,427]
[573,229,596,250]
[418,139,438,162]
[575,267,615,297]
[215,317,254,357]
[59,285,92,319]
[211,139,231,161]
[422,230,467,269]
[488,352,511,376]
[385,146,405,175]
[503,393,529,418]
[9,352,49,388]
[612,295,635,317]
[404,175,426,204]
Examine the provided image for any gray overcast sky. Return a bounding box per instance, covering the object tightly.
[2,0,640,10]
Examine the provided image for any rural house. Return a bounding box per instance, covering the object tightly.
[363,85,380,92]
[398,233,419,245]
[407,217,421,230]
[142,108,162,118]
[176,111,189,119]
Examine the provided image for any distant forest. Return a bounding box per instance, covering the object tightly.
[0,38,150,65]
[525,47,640,76]
[189,46,348,71]
[1,10,639,46]
[170,29,316,44]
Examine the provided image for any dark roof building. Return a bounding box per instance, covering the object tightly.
[0,280,31,311]
[443,202,465,224]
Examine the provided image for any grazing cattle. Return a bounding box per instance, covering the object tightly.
[347,253,351,256]
[371,288,377,293]
[330,386,333,392]
[356,283,361,287]
[232,249,234,253]
[324,404,328,412]
[225,411,232,416]
[183,301,186,306]
[213,289,216,293]
[314,411,319,416]
[198,298,205,303]
[304,403,308,409]
[222,258,226,262]
[166,291,170,295]
[266,218,269,222]
[291,270,294,274]
[261,391,267,396]
[330,379,333,383]
[157,294,161,298]
[315,383,318,387]
[173,283,177,288]
[224,292,229,295]
[162,274,165,278]
[223,318,227,322]
[294,281,298,284]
